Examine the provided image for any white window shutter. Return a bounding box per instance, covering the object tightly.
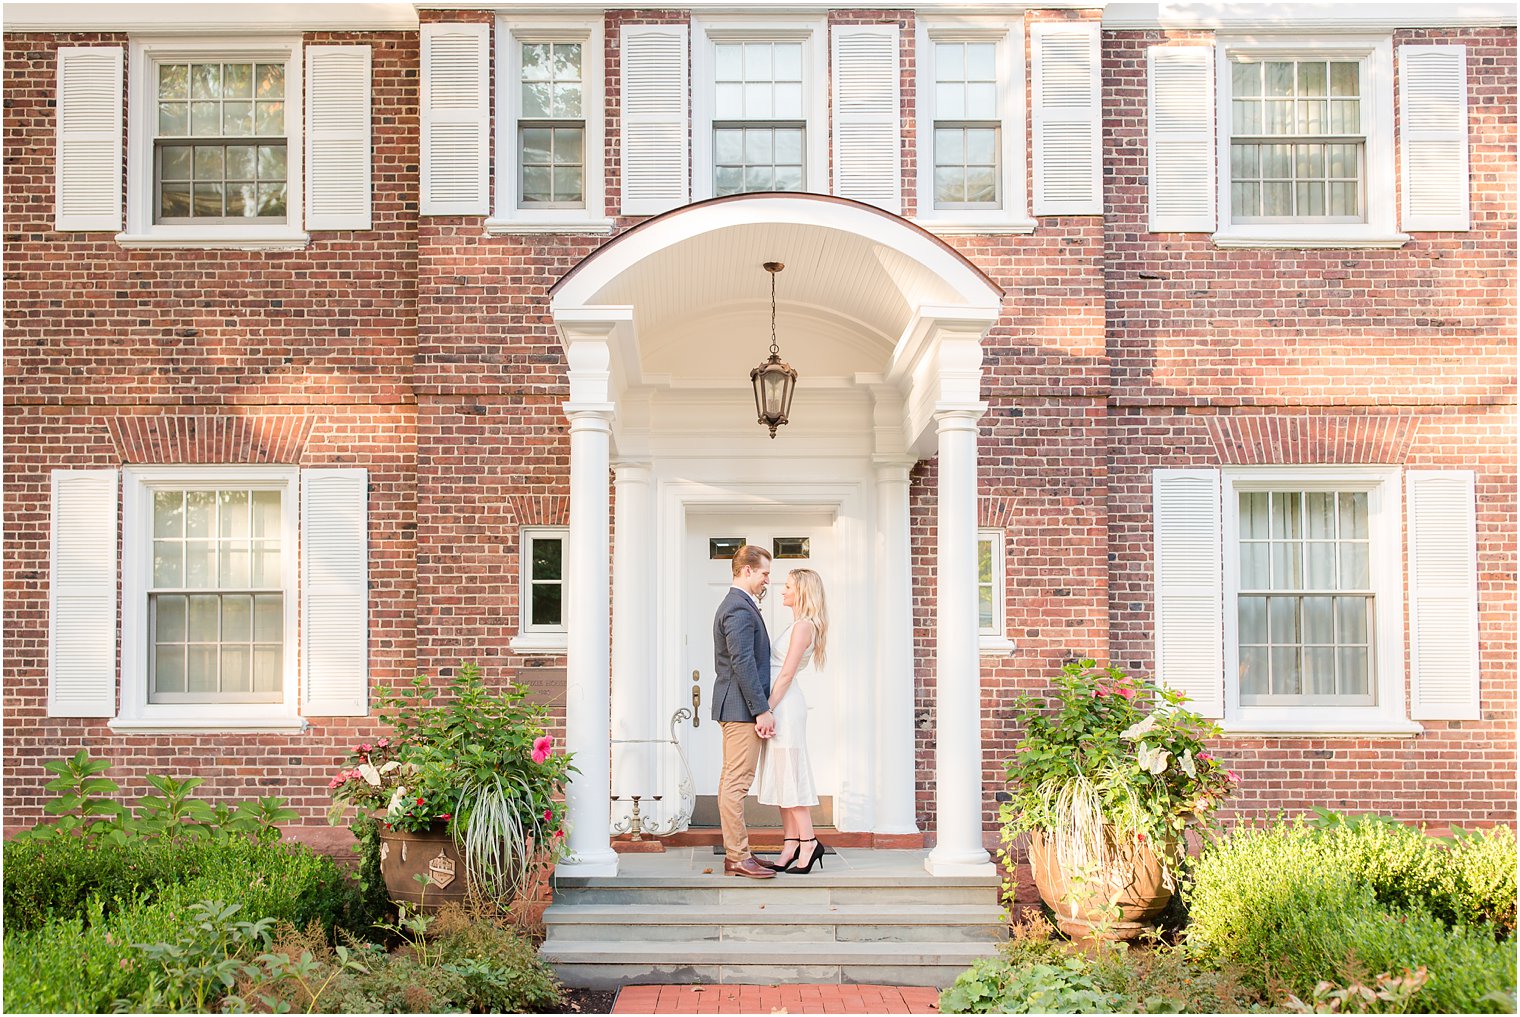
[831,24,901,213]
[301,469,369,717]
[1147,45,1214,232]
[1031,22,1101,216]
[49,470,118,717]
[620,23,689,216]
[1152,469,1224,718]
[1401,45,1469,232]
[1407,470,1480,720]
[55,47,123,232]
[420,23,490,216]
[306,45,372,230]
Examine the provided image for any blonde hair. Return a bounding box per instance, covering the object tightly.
[788,568,829,669]
[731,544,772,577]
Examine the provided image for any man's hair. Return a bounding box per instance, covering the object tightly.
[731,544,772,577]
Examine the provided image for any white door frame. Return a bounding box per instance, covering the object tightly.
[653,475,876,831]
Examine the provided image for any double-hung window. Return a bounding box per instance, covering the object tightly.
[1214,37,1400,246]
[512,527,568,652]
[118,466,301,730]
[124,38,306,247]
[1221,468,1411,732]
[915,19,1032,232]
[492,18,609,233]
[693,20,826,201]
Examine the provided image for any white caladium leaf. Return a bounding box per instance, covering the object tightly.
[358,762,382,786]
[1179,748,1197,778]
[1121,714,1158,741]
[1136,742,1171,775]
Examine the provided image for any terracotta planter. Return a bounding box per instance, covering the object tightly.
[377,824,471,911]
[1027,828,1172,941]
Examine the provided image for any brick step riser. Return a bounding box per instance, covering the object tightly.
[546,962,971,989]
[544,922,1006,944]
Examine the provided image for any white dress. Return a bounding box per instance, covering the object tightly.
[753,621,819,808]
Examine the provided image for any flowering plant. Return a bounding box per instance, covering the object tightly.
[1001,659,1239,889]
[326,662,575,900]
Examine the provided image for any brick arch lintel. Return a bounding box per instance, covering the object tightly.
[1204,412,1420,466]
[105,412,320,465]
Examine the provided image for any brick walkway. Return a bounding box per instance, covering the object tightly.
[613,984,940,1014]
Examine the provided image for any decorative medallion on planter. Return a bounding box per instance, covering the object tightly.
[428,849,457,889]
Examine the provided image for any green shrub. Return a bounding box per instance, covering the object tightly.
[1187,822,1517,1013]
[2,839,365,1014]
[1444,824,1518,935]
[940,954,1123,1014]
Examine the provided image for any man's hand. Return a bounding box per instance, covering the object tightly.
[754,710,776,739]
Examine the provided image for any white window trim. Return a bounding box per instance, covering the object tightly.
[486,15,612,235]
[1212,34,1408,249]
[510,526,569,653]
[690,16,828,203]
[1220,466,1419,736]
[914,16,1035,235]
[978,527,1013,655]
[114,466,304,733]
[120,36,309,250]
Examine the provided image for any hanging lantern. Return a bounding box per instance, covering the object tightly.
[751,261,798,439]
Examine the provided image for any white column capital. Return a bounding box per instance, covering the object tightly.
[932,405,988,433]
[565,406,615,431]
[612,459,653,480]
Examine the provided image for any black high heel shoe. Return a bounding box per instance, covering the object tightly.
[760,838,801,872]
[786,837,825,874]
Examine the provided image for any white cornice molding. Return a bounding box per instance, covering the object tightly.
[1104,3,1516,31]
[3,3,420,34]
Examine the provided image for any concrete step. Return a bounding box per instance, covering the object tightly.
[551,871,1001,908]
[539,939,999,989]
[543,902,1007,943]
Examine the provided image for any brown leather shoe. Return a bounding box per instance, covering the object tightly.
[723,856,776,879]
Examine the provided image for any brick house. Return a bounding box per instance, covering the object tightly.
[4,0,1515,879]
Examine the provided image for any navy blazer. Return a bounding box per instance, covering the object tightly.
[711,587,772,722]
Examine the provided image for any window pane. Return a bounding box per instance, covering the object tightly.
[745,130,773,163]
[223,100,253,136]
[218,490,249,538]
[257,182,287,217]
[225,145,256,180]
[226,183,256,217]
[191,101,219,135]
[187,646,217,693]
[522,165,551,203]
[185,540,213,587]
[158,102,189,135]
[1272,492,1303,540]
[1303,595,1334,643]
[193,182,224,217]
[532,537,562,581]
[1264,61,1294,96]
[1306,543,1336,589]
[966,128,997,166]
[937,42,964,80]
[1297,61,1327,97]
[1265,99,1293,135]
[715,129,743,164]
[774,82,804,119]
[966,43,995,80]
[1339,492,1368,538]
[715,165,743,196]
[254,646,282,693]
[1271,645,1301,695]
[744,42,772,80]
[936,82,965,120]
[155,538,185,587]
[1233,99,1262,135]
[554,43,582,79]
[1231,60,1260,97]
[1239,595,1268,643]
[522,81,551,118]
[154,490,185,536]
[252,490,281,538]
[193,146,224,180]
[1304,492,1335,538]
[1240,542,1269,588]
[773,165,802,191]
[252,540,281,587]
[775,42,801,79]
[744,165,773,191]
[256,63,284,99]
[187,492,215,536]
[156,594,187,642]
[255,100,284,135]
[531,582,562,626]
[222,595,252,641]
[934,166,963,205]
[258,145,287,180]
[1296,144,1326,179]
[188,594,220,642]
[715,43,742,80]
[1269,596,1299,644]
[155,644,186,696]
[1271,541,1302,588]
[965,82,997,120]
[1330,61,1359,96]
[554,82,582,118]
[221,646,252,693]
[1261,143,1292,179]
[522,127,552,165]
[522,42,550,80]
[936,128,964,166]
[558,126,585,164]
[745,82,772,118]
[978,585,994,630]
[1336,596,1368,643]
[1339,542,1369,588]
[1240,644,1269,696]
[223,62,253,98]
[1297,99,1325,134]
[1328,181,1358,217]
[553,166,583,202]
[1296,181,1325,217]
[192,62,221,99]
[1231,143,1259,180]
[715,81,744,119]
[1304,646,1336,695]
[159,64,189,100]
[254,594,283,642]
[965,166,996,203]
[1338,646,1369,696]
[220,544,251,588]
[774,129,802,164]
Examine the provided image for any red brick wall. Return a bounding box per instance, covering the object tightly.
[1102,25,1518,828]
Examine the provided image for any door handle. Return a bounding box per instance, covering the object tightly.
[691,670,701,727]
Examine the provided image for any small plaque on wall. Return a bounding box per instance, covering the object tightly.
[504,666,567,709]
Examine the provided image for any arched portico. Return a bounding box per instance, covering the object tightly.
[548,195,1002,878]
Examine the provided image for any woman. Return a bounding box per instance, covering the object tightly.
[753,568,829,874]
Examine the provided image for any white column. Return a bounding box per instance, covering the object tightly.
[925,409,994,876]
[874,460,920,834]
[559,406,619,876]
[610,461,655,824]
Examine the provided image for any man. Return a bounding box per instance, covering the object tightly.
[711,544,777,879]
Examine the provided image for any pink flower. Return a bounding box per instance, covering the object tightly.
[1092,687,1110,698]
[416,797,425,805]
[1197,752,1214,763]
[553,829,564,838]
[1225,770,1241,784]
[359,743,373,754]
[377,737,390,748]
[532,735,554,764]
[1114,685,1136,701]
[1136,831,1146,842]
[543,807,555,824]
[440,813,451,821]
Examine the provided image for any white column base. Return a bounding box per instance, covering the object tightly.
[925,846,995,877]
[555,849,621,878]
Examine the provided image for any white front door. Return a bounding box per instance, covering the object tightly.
[684,511,838,798]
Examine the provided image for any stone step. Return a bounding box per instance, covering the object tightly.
[543,903,1007,943]
[551,880,998,907]
[539,939,998,989]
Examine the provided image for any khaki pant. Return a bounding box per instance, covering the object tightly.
[719,720,764,864]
